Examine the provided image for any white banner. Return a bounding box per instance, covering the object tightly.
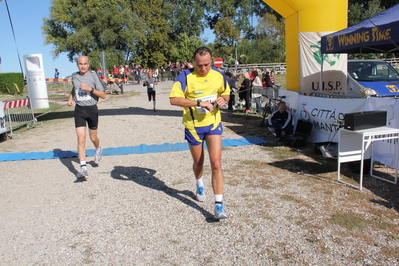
[283,92,398,168]
[0,101,6,134]
[299,32,347,96]
[366,97,399,167]
[297,95,367,142]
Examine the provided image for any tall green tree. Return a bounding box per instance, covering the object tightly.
[348,0,385,26]
[169,33,204,63]
[206,0,255,39]
[163,0,210,39]
[42,0,144,69]
[214,17,241,60]
[128,0,170,68]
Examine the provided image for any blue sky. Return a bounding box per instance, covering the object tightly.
[0,1,220,79]
[0,0,78,78]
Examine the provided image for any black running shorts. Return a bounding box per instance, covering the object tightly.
[147,90,156,101]
[74,105,99,130]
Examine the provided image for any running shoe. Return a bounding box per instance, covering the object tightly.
[77,165,88,179]
[196,186,205,202]
[94,146,103,164]
[214,202,228,219]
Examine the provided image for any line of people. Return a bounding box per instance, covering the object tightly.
[224,68,278,113]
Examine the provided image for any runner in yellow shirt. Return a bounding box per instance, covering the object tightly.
[170,47,230,219]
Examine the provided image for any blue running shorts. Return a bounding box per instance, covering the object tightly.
[185,122,223,146]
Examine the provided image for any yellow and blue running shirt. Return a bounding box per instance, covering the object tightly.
[170,68,230,129]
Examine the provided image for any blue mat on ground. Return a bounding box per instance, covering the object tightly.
[0,137,267,162]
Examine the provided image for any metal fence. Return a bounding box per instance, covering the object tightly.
[3,97,43,138]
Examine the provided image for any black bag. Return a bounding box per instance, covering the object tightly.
[288,120,313,147]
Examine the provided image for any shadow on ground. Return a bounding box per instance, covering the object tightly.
[110,165,220,222]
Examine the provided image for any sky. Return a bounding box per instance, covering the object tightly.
[0,0,79,79]
[0,0,221,79]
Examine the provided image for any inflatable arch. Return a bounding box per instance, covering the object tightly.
[262,0,348,91]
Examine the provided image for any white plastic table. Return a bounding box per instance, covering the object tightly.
[337,126,399,190]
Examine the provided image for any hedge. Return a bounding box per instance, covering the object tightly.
[0,73,24,94]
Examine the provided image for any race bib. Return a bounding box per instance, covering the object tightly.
[148,83,154,89]
[196,95,217,114]
[76,89,92,102]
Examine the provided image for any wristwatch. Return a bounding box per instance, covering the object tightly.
[91,88,94,93]
[196,99,202,107]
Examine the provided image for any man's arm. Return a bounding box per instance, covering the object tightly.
[170,97,215,111]
[67,88,74,106]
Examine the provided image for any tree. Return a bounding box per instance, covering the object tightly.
[348,0,385,26]
[214,17,241,60]
[128,0,171,68]
[42,0,144,70]
[164,0,210,39]
[206,0,255,40]
[168,33,204,63]
[348,0,399,59]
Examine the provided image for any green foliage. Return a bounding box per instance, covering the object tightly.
[0,73,24,94]
[348,0,385,26]
[128,0,170,68]
[169,34,204,63]
[43,0,145,64]
[164,0,208,39]
[214,17,241,59]
[42,0,397,68]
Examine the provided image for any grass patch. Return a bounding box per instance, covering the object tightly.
[328,212,369,230]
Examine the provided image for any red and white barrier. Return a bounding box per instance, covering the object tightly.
[4,98,30,110]
[1,98,42,138]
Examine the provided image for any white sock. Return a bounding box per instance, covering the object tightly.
[196,177,204,187]
[153,101,156,108]
[80,160,86,166]
[96,146,101,153]
[214,194,223,203]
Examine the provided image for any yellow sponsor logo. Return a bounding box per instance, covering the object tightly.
[387,85,399,93]
[337,27,392,48]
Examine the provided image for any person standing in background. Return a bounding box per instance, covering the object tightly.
[54,68,60,79]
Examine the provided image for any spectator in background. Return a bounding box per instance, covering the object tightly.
[124,65,129,84]
[251,70,263,114]
[54,68,60,79]
[268,101,293,141]
[118,64,124,79]
[113,65,118,78]
[225,72,237,110]
[160,66,166,81]
[239,72,251,113]
[262,68,270,87]
[168,61,174,80]
[153,67,159,82]
[266,70,277,88]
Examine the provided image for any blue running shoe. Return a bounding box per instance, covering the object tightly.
[214,202,227,219]
[196,186,205,202]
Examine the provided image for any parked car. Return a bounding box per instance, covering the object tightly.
[348,59,399,97]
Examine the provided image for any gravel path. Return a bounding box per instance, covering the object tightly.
[0,81,398,265]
